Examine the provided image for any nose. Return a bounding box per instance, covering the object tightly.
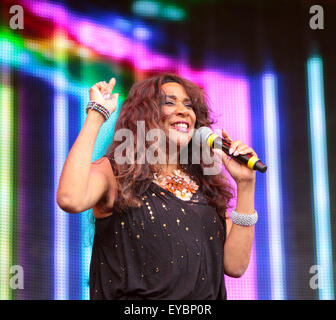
[175,101,189,115]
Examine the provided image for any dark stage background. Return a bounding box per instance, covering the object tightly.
[0,0,335,299]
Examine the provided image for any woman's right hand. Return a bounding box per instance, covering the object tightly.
[89,77,119,115]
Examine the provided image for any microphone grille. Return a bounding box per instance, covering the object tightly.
[194,126,213,145]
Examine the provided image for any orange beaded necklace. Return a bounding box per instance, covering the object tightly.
[153,169,199,201]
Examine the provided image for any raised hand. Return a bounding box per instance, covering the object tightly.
[89,78,119,115]
[218,129,257,184]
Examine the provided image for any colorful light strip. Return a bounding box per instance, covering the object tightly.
[53,32,69,300]
[306,56,334,300]
[262,72,286,300]
[0,66,13,300]
[23,0,174,71]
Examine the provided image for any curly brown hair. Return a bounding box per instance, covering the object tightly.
[105,73,234,220]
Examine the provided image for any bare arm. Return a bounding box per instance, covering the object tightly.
[219,129,257,278]
[223,181,255,278]
[56,78,119,213]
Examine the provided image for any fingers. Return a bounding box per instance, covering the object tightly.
[106,78,117,97]
[92,78,116,99]
[89,78,119,114]
[101,81,111,99]
[92,81,107,97]
[229,140,240,156]
[108,77,116,91]
[222,129,232,143]
[229,140,257,157]
[221,129,257,157]
[110,92,119,105]
[94,81,107,91]
[221,150,231,168]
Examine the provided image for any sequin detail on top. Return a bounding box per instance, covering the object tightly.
[89,156,227,300]
[90,181,226,300]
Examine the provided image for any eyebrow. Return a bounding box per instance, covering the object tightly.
[165,95,191,102]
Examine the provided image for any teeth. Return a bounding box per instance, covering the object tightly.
[173,123,188,128]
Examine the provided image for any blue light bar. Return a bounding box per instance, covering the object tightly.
[307,55,334,300]
[262,72,286,300]
[54,34,69,300]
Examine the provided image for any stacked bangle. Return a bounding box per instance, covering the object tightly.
[231,209,258,226]
[86,101,111,121]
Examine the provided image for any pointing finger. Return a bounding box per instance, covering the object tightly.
[108,77,116,91]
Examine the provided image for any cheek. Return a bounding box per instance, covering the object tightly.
[160,107,173,124]
[190,112,196,127]
[162,106,172,117]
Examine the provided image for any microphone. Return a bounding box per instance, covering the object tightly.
[194,127,267,173]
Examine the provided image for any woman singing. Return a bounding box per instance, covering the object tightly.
[56,73,258,300]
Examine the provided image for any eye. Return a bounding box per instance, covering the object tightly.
[165,101,175,105]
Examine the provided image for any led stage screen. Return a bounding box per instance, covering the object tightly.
[0,0,335,300]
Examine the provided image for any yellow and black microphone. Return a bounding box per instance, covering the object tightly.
[194,127,267,173]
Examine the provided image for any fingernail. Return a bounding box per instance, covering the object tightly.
[229,148,233,155]
[233,151,239,156]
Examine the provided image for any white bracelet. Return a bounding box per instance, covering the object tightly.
[231,209,258,226]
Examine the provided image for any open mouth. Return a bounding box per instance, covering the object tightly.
[170,121,190,133]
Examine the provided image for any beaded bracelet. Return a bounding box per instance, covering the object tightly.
[231,209,258,226]
[86,101,111,121]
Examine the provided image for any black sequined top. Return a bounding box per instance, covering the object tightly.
[89,158,227,300]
